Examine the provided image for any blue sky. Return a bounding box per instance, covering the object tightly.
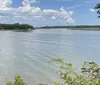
[0,0,99,26]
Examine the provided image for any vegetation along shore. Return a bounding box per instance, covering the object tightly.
[0,23,34,31]
[5,58,100,85]
[39,25,100,31]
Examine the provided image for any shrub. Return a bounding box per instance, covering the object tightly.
[6,58,100,85]
[6,74,27,85]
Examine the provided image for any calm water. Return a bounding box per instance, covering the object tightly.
[0,29,100,84]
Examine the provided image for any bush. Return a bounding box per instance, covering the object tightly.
[49,58,100,85]
[6,58,100,85]
[6,74,27,85]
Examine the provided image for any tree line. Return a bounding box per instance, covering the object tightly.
[41,25,100,29]
[0,23,34,30]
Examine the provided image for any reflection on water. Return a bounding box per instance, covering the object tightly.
[0,29,100,84]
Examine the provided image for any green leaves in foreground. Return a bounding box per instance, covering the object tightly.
[7,74,27,85]
[6,58,100,85]
[47,58,100,85]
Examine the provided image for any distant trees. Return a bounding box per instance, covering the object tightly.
[0,23,34,30]
[94,3,100,18]
[41,25,100,29]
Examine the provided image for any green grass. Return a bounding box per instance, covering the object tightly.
[70,28,100,31]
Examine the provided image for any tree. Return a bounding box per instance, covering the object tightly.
[94,3,100,18]
[0,23,34,30]
[44,58,100,85]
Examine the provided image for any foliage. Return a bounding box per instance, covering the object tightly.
[6,74,27,85]
[0,23,34,30]
[6,58,100,85]
[39,58,100,85]
[41,25,100,29]
[94,3,100,18]
[51,58,100,85]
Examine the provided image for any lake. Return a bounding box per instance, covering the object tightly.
[0,29,100,85]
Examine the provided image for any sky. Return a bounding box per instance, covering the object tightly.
[0,0,99,26]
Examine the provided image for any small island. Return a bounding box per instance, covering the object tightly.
[0,23,34,31]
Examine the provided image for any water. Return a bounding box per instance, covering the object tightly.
[0,29,100,84]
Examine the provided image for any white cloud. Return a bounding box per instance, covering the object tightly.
[89,9,95,12]
[51,16,56,20]
[65,17,75,24]
[56,0,72,2]
[0,0,12,8]
[67,4,84,10]
[69,11,74,15]
[86,1,93,4]
[0,0,75,26]
[22,0,37,7]
[22,0,30,7]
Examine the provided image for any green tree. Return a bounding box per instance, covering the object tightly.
[50,58,100,85]
[37,58,100,85]
[94,3,100,18]
[0,23,34,30]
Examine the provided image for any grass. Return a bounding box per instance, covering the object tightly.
[69,28,100,31]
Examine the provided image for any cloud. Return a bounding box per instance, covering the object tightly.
[65,17,75,24]
[86,1,93,4]
[56,0,72,2]
[0,0,75,26]
[67,4,84,10]
[51,16,56,20]
[0,0,12,8]
[89,9,95,12]
[22,0,38,7]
